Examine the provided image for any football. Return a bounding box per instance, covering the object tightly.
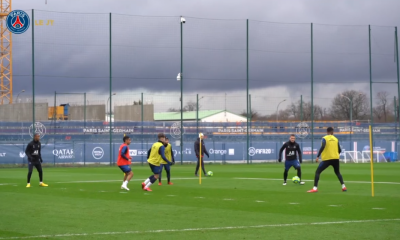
[207,171,213,176]
[292,176,300,183]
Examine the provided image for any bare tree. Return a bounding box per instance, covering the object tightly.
[167,107,180,112]
[284,100,324,121]
[240,109,259,120]
[330,90,369,120]
[374,91,390,122]
[183,100,200,111]
[167,101,202,112]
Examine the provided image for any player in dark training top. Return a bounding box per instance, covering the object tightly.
[278,134,305,185]
[25,133,48,188]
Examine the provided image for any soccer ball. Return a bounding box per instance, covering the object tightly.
[292,176,300,184]
[207,171,213,176]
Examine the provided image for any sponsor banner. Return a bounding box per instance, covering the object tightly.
[39,144,83,163]
[83,128,134,133]
[85,143,111,163]
[359,141,388,154]
[247,143,277,160]
[0,144,26,164]
[302,146,318,155]
[206,142,243,161]
[217,128,264,133]
[0,141,396,164]
[338,126,381,133]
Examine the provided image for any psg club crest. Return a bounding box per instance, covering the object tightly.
[170,122,185,139]
[6,10,30,34]
[295,122,310,139]
[29,122,46,138]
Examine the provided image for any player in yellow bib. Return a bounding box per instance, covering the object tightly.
[308,127,347,193]
[158,137,175,185]
[141,133,173,192]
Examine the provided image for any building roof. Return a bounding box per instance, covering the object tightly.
[155,110,227,121]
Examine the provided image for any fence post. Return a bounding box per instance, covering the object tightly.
[31,9,35,133]
[141,92,144,166]
[369,25,374,152]
[395,27,399,139]
[53,91,56,166]
[311,23,314,163]
[84,92,86,166]
[249,94,252,164]
[246,19,249,165]
[109,13,113,166]
[180,17,184,165]
[300,95,303,121]
[196,94,199,137]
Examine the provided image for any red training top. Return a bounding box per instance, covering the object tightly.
[117,143,131,166]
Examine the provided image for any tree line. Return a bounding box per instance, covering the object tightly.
[247,90,396,122]
[167,90,397,123]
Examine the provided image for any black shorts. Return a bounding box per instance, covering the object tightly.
[317,159,340,172]
[149,163,162,174]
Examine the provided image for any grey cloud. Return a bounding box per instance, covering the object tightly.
[10,0,400,102]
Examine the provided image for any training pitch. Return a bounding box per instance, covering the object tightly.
[1,163,399,239]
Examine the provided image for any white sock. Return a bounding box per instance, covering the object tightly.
[145,182,153,189]
[123,181,128,186]
[342,184,346,188]
[40,182,43,184]
[144,178,150,185]
[313,186,317,190]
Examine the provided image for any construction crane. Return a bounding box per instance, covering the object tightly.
[0,0,12,105]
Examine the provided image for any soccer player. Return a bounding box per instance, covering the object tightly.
[158,137,175,185]
[307,127,347,193]
[117,136,133,191]
[278,134,305,185]
[25,133,48,188]
[142,133,173,192]
[194,133,209,177]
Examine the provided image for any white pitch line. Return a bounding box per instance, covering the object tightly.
[255,200,265,203]
[167,195,176,197]
[234,178,400,185]
[55,178,200,184]
[223,198,234,201]
[372,208,385,210]
[329,205,341,207]
[0,219,399,240]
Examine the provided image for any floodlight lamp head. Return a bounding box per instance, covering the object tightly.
[180,17,186,23]
[177,73,181,81]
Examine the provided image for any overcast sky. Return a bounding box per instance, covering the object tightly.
[11,0,400,114]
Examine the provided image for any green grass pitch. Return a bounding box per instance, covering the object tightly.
[1,163,400,240]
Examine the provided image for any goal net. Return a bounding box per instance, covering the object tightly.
[342,151,363,163]
[342,151,387,163]
[362,151,387,163]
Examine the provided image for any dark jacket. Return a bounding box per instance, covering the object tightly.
[278,141,302,163]
[194,138,209,158]
[25,140,43,163]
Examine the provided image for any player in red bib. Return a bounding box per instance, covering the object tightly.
[117,136,133,191]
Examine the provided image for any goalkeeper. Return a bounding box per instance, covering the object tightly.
[278,134,304,185]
